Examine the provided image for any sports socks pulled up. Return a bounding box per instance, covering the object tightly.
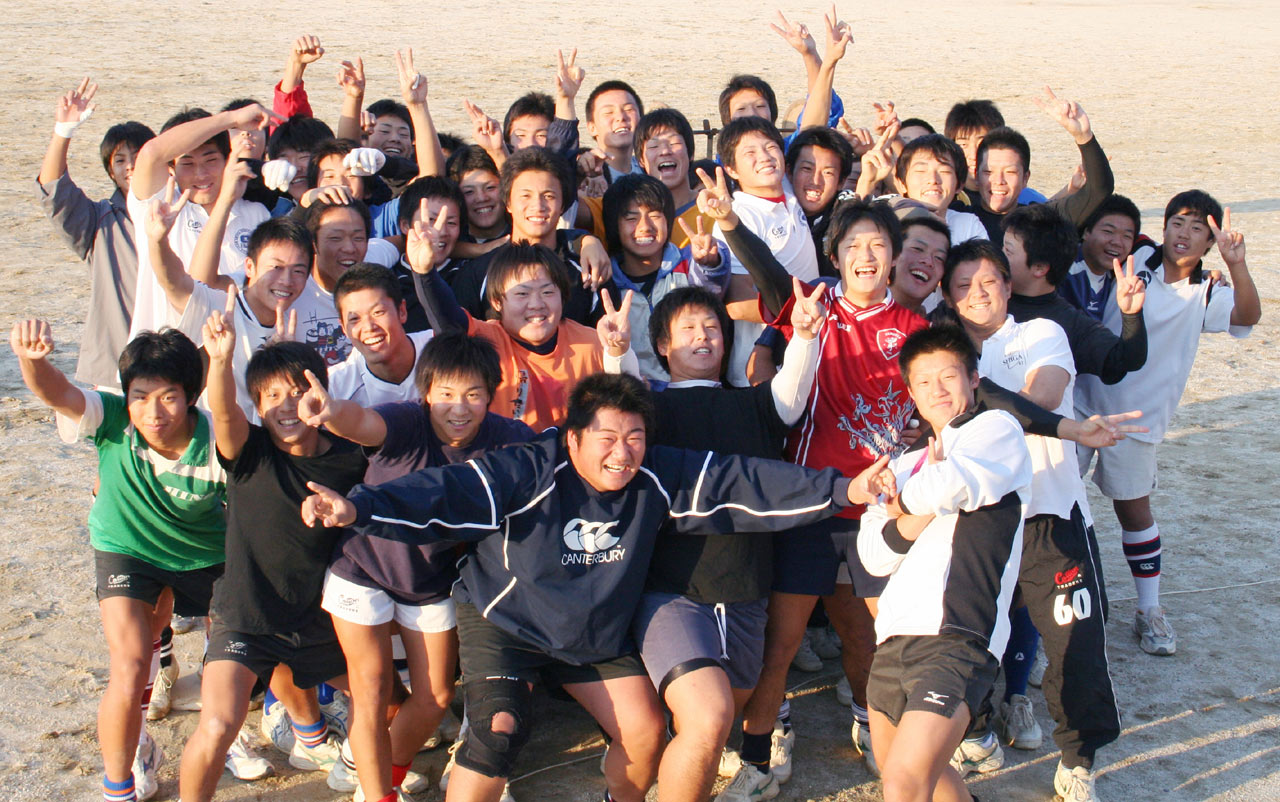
[1122,524,1161,610]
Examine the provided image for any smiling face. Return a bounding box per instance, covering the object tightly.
[727,89,772,122]
[313,206,369,284]
[658,304,725,382]
[244,241,312,319]
[952,127,987,191]
[507,169,562,244]
[315,153,364,199]
[339,287,409,369]
[367,115,412,158]
[494,264,562,345]
[639,128,691,194]
[406,196,462,267]
[1082,213,1137,275]
[904,348,979,433]
[588,90,641,152]
[1162,210,1214,271]
[567,407,647,493]
[109,142,139,194]
[459,168,504,235]
[946,258,1011,342]
[125,377,192,454]
[171,141,227,206]
[790,144,843,215]
[977,147,1028,215]
[508,114,551,151]
[425,371,491,448]
[835,219,894,306]
[618,202,668,263]
[254,375,317,450]
[898,152,960,214]
[726,131,785,195]
[892,223,950,309]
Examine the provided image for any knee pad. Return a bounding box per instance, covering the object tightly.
[457,678,533,778]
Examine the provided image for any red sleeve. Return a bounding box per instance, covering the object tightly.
[272,80,313,132]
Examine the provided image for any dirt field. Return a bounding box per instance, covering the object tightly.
[1,1,1278,800]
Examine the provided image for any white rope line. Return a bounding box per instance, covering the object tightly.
[1108,576,1280,603]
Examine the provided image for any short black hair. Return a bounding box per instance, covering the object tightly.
[248,216,315,265]
[943,238,1010,293]
[1083,193,1141,238]
[586,80,644,123]
[648,286,733,377]
[333,263,403,313]
[944,100,1004,139]
[397,175,466,232]
[602,174,675,256]
[825,199,904,262]
[503,92,555,145]
[976,126,1031,175]
[895,133,969,189]
[563,372,655,440]
[245,340,327,404]
[305,138,357,190]
[902,214,952,243]
[367,99,414,138]
[898,324,979,381]
[718,75,777,125]
[1003,204,1078,286]
[1163,189,1222,229]
[899,117,936,134]
[267,115,335,160]
[716,116,784,171]
[414,331,502,399]
[446,144,500,185]
[161,108,230,159]
[437,131,465,155]
[633,108,696,165]
[119,328,205,407]
[486,243,571,310]
[100,121,156,180]
[304,196,372,239]
[785,126,855,185]
[220,98,262,113]
[499,147,574,213]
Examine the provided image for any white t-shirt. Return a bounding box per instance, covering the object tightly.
[945,208,989,245]
[364,238,400,268]
[979,315,1086,520]
[327,329,434,405]
[714,179,820,386]
[172,282,278,422]
[1075,244,1251,443]
[291,277,350,366]
[128,186,269,340]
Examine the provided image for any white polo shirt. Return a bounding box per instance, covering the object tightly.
[328,329,434,405]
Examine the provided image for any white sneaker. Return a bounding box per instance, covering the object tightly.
[170,614,201,635]
[835,676,853,707]
[851,718,879,777]
[224,723,272,781]
[950,735,1004,778]
[790,633,822,672]
[714,765,779,801]
[995,694,1043,750]
[1054,761,1100,802]
[1029,642,1048,688]
[808,626,842,659]
[1134,605,1176,655]
[326,739,358,791]
[355,786,412,802]
[769,726,794,784]
[132,731,163,801]
[147,662,179,721]
[288,735,342,772]
[260,700,294,754]
[718,746,742,778]
[321,690,351,739]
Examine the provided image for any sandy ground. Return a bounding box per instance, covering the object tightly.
[1,0,1279,799]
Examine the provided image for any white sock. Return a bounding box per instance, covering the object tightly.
[1122,523,1161,610]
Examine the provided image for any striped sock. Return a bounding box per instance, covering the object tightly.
[1122,524,1161,610]
[139,639,160,733]
[103,774,136,802]
[292,716,328,748]
[159,626,174,671]
[850,699,869,726]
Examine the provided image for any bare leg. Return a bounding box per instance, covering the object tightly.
[659,666,735,802]
[269,663,321,726]
[823,586,876,707]
[564,675,665,802]
[877,705,972,802]
[97,597,158,783]
[332,616,396,800]
[391,627,457,765]
[178,660,257,802]
[1113,496,1154,531]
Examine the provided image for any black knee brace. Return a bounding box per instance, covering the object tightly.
[457,677,534,778]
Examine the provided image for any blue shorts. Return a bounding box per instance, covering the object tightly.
[772,516,889,598]
[634,593,767,695]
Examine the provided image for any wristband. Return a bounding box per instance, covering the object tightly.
[53,107,94,139]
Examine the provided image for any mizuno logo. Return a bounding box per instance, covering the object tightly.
[923,691,949,706]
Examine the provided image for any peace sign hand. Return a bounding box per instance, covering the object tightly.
[297,369,334,427]
[144,176,191,244]
[822,5,853,64]
[677,215,719,267]
[694,167,737,225]
[871,101,898,136]
[1033,85,1092,144]
[789,277,827,340]
[463,99,505,154]
[301,481,357,528]
[837,119,875,156]
[405,198,450,273]
[770,10,818,58]
[202,283,239,362]
[272,298,297,343]
[596,289,634,357]
[395,49,428,105]
[555,48,586,101]
[1208,208,1246,268]
[857,121,899,195]
[1112,255,1146,316]
[54,76,97,132]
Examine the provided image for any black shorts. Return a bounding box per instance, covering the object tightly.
[205,613,347,689]
[867,634,998,726]
[94,549,223,617]
[773,516,888,598]
[456,602,646,689]
[633,593,767,695]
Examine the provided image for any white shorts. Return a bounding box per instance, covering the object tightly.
[321,571,456,633]
[1077,437,1157,501]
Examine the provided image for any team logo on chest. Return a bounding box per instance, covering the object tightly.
[562,518,626,565]
[876,328,907,361]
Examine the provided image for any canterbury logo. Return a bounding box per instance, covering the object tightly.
[224,641,248,656]
[1054,566,1082,589]
[563,518,621,553]
[107,574,130,588]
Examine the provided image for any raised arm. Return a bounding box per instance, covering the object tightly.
[770,278,825,424]
[553,48,584,124]
[395,49,445,178]
[133,104,278,201]
[145,177,197,313]
[1093,255,1147,382]
[406,201,469,333]
[1208,209,1261,327]
[201,286,250,459]
[37,78,104,259]
[187,135,256,291]
[10,320,86,420]
[280,34,324,98]
[335,58,367,143]
[798,6,852,132]
[697,166,792,317]
[770,10,822,95]
[463,100,508,171]
[1035,87,1113,227]
[38,77,97,187]
[297,369,389,447]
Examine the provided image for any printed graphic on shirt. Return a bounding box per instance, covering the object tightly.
[835,386,912,459]
[561,518,626,565]
[876,328,907,361]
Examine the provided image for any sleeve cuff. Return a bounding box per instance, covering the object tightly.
[882,519,914,555]
[832,478,852,509]
[350,489,373,526]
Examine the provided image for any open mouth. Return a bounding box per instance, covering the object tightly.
[612,126,631,135]
[362,333,386,348]
[384,146,403,156]
[338,259,358,270]
[633,236,655,246]
[474,204,495,216]
[909,268,930,283]
[803,189,823,203]
[657,160,677,173]
[525,215,550,226]
[853,265,879,279]
[603,462,631,474]
[269,288,294,299]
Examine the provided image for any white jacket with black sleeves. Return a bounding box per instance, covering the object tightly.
[859,406,1032,657]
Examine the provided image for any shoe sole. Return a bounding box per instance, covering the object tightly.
[288,754,334,772]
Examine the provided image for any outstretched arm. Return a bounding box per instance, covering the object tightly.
[133,104,279,201]
[202,286,250,460]
[1036,87,1113,227]
[297,368,389,447]
[10,320,86,420]
[799,6,852,132]
[1208,209,1261,327]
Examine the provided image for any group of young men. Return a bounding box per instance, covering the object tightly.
[21,10,1261,802]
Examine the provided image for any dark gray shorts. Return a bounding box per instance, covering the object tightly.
[773,516,889,598]
[205,613,347,689]
[867,634,998,725]
[633,592,768,696]
[94,549,222,617]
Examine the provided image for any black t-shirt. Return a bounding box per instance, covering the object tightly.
[327,403,535,604]
[213,426,367,634]
[647,381,792,603]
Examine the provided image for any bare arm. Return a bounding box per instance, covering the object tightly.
[9,320,86,420]
[202,287,250,460]
[553,48,585,121]
[145,178,197,313]
[1208,209,1261,327]
[38,77,97,186]
[799,9,851,132]
[133,104,278,201]
[335,58,367,143]
[188,137,256,292]
[395,50,445,178]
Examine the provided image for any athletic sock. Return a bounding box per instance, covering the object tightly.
[740,731,772,772]
[1002,607,1038,699]
[1122,524,1161,610]
[391,763,410,787]
[264,687,280,712]
[139,638,160,732]
[158,626,174,671]
[292,716,328,748]
[777,699,792,734]
[964,730,997,748]
[103,773,136,802]
[374,795,397,802]
[850,699,869,726]
[340,738,357,771]
[317,682,338,706]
